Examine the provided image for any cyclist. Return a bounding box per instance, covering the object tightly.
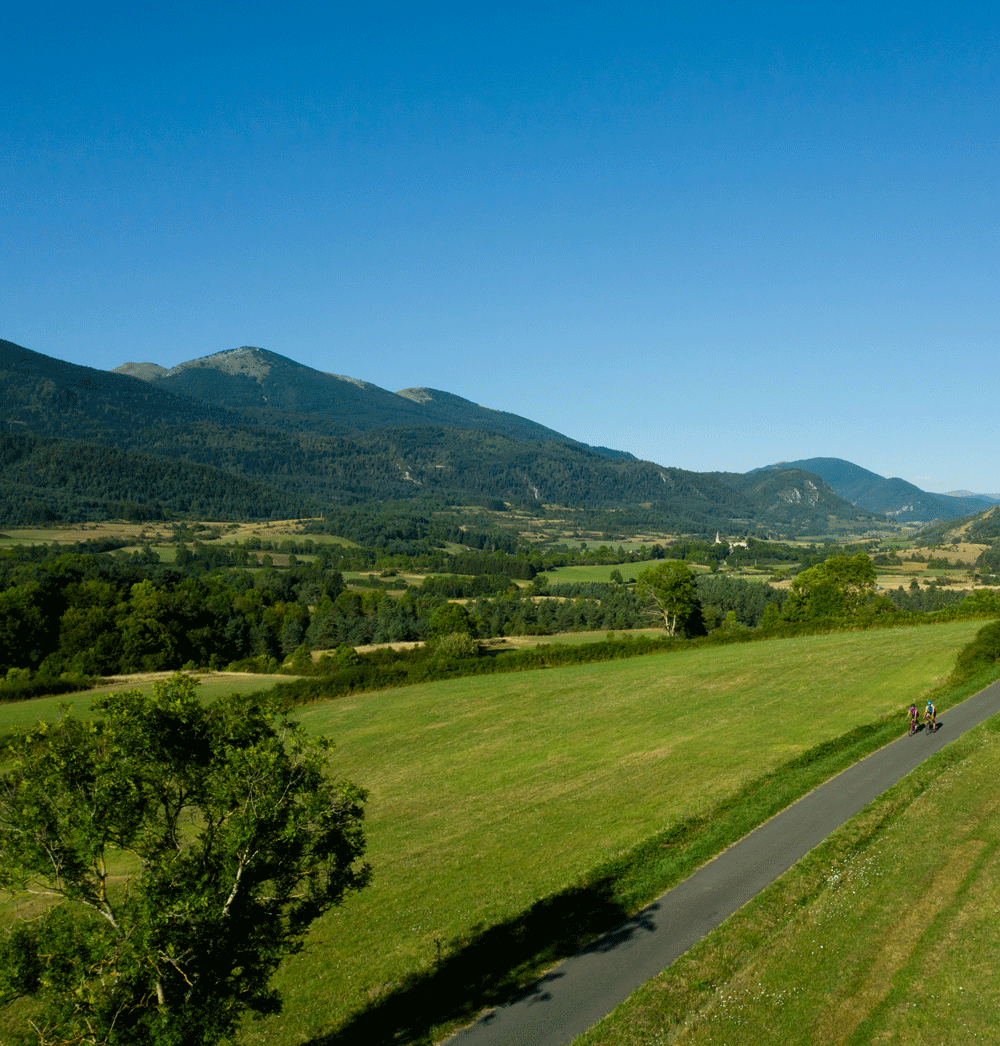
[924,700,937,734]
[907,703,919,735]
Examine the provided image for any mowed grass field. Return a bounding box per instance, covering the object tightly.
[483,629,667,649]
[544,561,780,585]
[0,672,284,741]
[545,561,658,583]
[578,702,1000,1046]
[235,621,985,1046]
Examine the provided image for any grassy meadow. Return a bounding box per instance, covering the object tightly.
[577,695,1000,1046]
[231,620,984,1046]
[483,628,667,649]
[545,561,657,584]
[0,622,990,1046]
[0,672,284,741]
[544,561,775,585]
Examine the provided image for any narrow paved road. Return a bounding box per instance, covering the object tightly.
[445,678,1000,1046]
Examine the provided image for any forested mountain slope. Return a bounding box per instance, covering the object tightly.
[0,432,323,524]
[2,338,880,532]
[1,339,234,440]
[710,468,880,530]
[114,345,631,456]
[753,456,995,521]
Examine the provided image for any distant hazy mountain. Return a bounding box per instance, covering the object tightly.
[752,456,995,522]
[942,489,1000,502]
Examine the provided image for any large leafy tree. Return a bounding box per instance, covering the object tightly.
[0,674,371,1046]
[635,561,703,636]
[782,552,877,622]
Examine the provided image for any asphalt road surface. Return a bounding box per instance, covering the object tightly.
[445,678,1000,1046]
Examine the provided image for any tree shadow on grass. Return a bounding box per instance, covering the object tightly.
[308,875,648,1046]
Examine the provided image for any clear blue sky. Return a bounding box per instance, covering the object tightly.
[4,3,999,493]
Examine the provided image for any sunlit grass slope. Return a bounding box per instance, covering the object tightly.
[0,674,283,740]
[577,691,1000,1046]
[241,621,984,1045]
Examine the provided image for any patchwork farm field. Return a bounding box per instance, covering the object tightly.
[229,621,985,1046]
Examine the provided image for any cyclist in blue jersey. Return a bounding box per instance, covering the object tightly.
[924,700,937,734]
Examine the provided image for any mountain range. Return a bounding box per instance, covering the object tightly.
[1,337,990,534]
[752,457,999,523]
[113,347,632,458]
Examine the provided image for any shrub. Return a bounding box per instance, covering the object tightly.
[315,644,361,674]
[950,620,1000,684]
[0,670,93,704]
[433,632,480,660]
[226,654,279,674]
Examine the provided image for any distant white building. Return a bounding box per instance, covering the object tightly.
[716,531,749,552]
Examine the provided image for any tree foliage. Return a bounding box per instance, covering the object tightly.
[782,553,877,622]
[635,561,703,636]
[0,433,324,526]
[951,618,1000,682]
[0,674,370,1046]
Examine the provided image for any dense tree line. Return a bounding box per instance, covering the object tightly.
[695,574,788,627]
[418,574,515,598]
[883,583,972,613]
[0,537,800,679]
[0,547,344,678]
[8,523,997,687]
[0,524,860,680]
[302,511,522,555]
